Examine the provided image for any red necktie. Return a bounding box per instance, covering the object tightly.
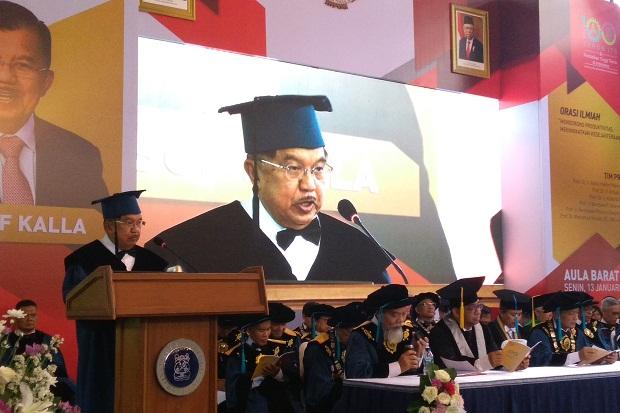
[0,136,34,205]
[466,40,472,59]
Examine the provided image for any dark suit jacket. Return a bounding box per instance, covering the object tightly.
[146,201,390,283]
[34,117,108,208]
[458,36,484,63]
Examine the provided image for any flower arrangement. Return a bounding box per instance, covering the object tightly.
[407,363,466,413]
[0,309,79,413]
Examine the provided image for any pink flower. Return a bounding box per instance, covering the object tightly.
[431,379,442,388]
[0,400,11,413]
[25,343,44,356]
[57,401,82,413]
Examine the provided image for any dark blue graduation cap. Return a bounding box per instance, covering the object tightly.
[218,95,332,227]
[91,190,145,219]
[542,292,581,313]
[493,289,531,311]
[328,302,370,329]
[412,292,440,308]
[218,95,332,154]
[436,276,485,308]
[365,284,415,311]
[268,302,296,324]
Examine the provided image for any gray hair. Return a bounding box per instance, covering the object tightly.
[600,296,619,312]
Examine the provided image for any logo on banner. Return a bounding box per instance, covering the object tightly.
[156,339,205,396]
[582,16,617,46]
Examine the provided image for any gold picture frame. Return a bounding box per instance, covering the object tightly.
[139,0,196,21]
[450,4,490,78]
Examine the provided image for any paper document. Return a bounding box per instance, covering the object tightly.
[441,357,484,374]
[501,340,538,372]
[577,346,614,366]
[252,351,295,379]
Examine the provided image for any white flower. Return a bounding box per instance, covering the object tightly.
[421,385,438,403]
[450,394,464,407]
[446,406,462,413]
[418,407,431,413]
[0,365,17,384]
[434,369,451,383]
[437,392,452,405]
[4,309,26,319]
[14,383,54,413]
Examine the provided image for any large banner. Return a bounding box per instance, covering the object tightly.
[136,38,503,284]
[0,0,125,378]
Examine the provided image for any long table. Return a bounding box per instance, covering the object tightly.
[338,363,620,412]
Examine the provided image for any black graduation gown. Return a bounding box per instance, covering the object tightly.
[146,201,390,282]
[63,240,168,413]
[429,318,498,368]
[345,322,419,378]
[303,330,346,413]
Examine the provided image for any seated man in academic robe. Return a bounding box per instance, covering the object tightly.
[294,301,320,343]
[62,190,168,413]
[410,292,440,339]
[429,277,504,371]
[146,95,391,283]
[345,284,426,379]
[586,296,620,356]
[225,312,300,413]
[528,291,616,366]
[303,301,369,413]
[487,289,530,349]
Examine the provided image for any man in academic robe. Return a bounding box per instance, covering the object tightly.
[225,311,300,413]
[62,190,168,413]
[586,296,620,356]
[303,302,369,413]
[146,95,390,283]
[293,301,320,342]
[521,292,555,339]
[345,284,426,379]
[528,292,616,366]
[429,277,504,371]
[410,292,440,339]
[488,289,530,349]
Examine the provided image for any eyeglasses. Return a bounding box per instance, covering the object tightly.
[259,159,333,181]
[0,60,48,80]
[114,219,146,228]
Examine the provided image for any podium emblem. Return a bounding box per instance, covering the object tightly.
[156,338,206,396]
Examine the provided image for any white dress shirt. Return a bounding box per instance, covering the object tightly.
[241,199,319,281]
[99,233,135,271]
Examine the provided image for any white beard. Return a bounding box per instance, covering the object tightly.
[384,326,404,344]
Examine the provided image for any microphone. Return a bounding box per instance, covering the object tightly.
[152,236,198,273]
[337,199,409,284]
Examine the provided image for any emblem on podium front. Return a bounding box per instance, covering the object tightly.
[156,338,206,396]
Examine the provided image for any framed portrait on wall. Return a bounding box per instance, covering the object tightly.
[139,0,196,21]
[450,4,490,78]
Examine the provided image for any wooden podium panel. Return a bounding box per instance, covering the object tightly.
[66,266,267,413]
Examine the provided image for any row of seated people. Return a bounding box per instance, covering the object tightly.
[216,280,620,413]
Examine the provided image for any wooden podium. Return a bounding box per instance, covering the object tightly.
[65,265,267,413]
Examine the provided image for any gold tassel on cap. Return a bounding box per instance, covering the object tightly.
[531,297,536,327]
[459,287,465,329]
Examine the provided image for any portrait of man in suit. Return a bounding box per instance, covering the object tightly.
[0,1,108,208]
[458,14,484,64]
